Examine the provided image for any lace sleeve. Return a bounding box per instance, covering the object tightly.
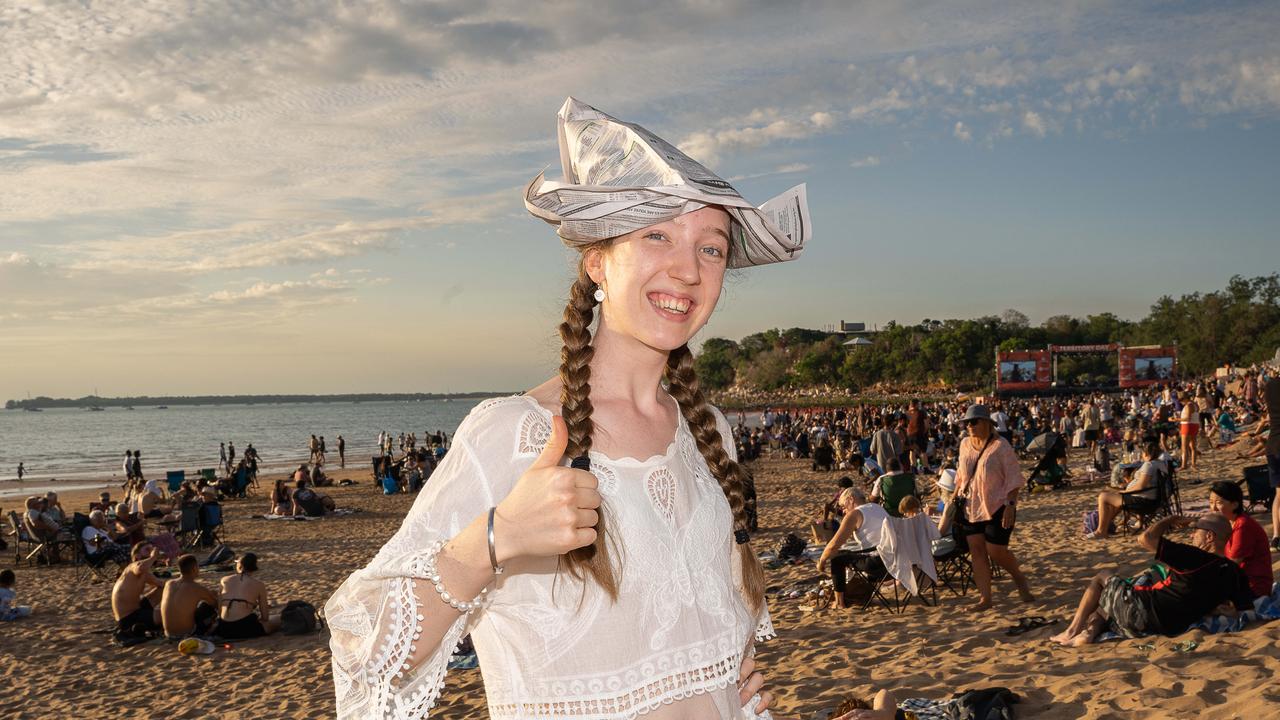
[325,405,509,719]
[711,405,776,645]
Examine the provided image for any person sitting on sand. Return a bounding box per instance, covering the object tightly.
[1208,480,1274,598]
[113,544,164,636]
[215,553,281,639]
[817,487,889,609]
[83,510,131,567]
[1088,442,1163,540]
[159,554,219,640]
[1050,513,1255,646]
[292,478,334,517]
[270,477,292,515]
[0,569,33,621]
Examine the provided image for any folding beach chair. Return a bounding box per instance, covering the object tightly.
[1240,465,1273,513]
[166,470,185,494]
[199,468,217,483]
[1119,469,1174,534]
[8,511,44,566]
[932,533,973,597]
[175,504,202,549]
[71,512,116,584]
[230,466,252,499]
[197,503,226,548]
[877,514,940,613]
[839,547,896,614]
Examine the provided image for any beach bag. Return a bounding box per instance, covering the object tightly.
[1082,511,1115,536]
[776,533,807,563]
[280,600,319,635]
[381,474,399,495]
[199,543,234,567]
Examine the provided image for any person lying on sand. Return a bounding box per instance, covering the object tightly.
[1050,513,1255,646]
[160,554,219,640]
[291,478,335,517]
[113,544,164,636]
[215,553,280,639]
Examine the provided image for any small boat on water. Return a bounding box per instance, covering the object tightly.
[156,406,169,410]
[88,406,105,411]
[24,407,43,412]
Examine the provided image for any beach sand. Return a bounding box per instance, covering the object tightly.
[1,442,1276,719]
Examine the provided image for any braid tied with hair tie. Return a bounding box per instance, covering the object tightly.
[556,259,619,602]
[665,344,767,616]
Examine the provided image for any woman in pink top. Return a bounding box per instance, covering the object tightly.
[953,404,1036,612]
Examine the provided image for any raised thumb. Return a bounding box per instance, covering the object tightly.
[532,415,569,468]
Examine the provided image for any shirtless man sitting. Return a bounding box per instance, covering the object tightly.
[112,544,164,636]
[159,554,219,640]
[215,553,280,639]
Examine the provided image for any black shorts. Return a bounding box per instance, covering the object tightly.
[1269,453,1280,490]
[216,613,266,639]
[958,504,1014,546]
[1083,429,1099,443]
[117,597,159,634]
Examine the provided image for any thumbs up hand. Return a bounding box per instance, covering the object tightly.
[492,416,601,563]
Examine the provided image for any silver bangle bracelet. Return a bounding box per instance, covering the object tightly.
[488,506,505,576]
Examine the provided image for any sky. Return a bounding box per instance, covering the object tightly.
[2,1,1279,400]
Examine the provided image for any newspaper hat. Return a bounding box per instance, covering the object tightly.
[524,97,811,268]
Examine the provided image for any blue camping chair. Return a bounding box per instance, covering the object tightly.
[197,502,226,548]
[166,470,185,493]
[230,466,252,498]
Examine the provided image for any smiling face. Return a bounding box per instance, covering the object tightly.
[585,206,732,353]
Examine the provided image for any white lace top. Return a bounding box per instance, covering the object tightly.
[325,394,775,719]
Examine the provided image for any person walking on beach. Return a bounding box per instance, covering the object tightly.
[131,450,143,482]
[16,462,23,482]
[219,442,227,474]
[325,97,809,719]
[123,450,134,486]
[337,435,345,468]
[319,436,327,465]
[953,404,1035,612]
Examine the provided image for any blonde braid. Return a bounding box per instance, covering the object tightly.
[557,259,619,601]
[665,344,766,615]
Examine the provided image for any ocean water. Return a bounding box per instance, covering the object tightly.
[0,398,494,485]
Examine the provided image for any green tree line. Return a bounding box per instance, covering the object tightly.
[696,274,1280,392]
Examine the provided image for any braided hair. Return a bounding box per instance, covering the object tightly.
[555,248,765,615]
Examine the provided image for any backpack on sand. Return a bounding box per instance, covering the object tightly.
[280,600,321,635]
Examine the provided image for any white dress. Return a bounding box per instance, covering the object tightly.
[325,395,775,719]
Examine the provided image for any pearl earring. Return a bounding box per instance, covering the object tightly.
[593,286,606,303]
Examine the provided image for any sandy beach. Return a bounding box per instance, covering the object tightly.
[1,441,1276,719]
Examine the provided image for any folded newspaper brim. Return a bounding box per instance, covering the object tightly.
[523,97,811,269]
[525,174,809,269]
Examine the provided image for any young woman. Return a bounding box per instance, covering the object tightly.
[326,98,809,719]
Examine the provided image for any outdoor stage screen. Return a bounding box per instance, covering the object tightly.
[1119,347,1178,388]
[995,350,1052,391]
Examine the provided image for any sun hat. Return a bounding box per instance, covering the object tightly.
[960,404,992,424]
[936,468,957,492]
[524,97,811,268]
[1193,513,1231,540]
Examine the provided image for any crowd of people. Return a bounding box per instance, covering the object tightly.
[740,363,1278,636]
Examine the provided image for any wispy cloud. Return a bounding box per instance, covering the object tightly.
[849,155,881,168]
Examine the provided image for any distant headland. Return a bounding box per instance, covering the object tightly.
[4,392,512,410]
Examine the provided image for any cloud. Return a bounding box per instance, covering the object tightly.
[849,155,881,168]
[953,121,973,142]
[1022,110,1047,137]
[726,162,812,183]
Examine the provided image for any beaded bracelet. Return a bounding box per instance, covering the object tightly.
[418,540,493,614]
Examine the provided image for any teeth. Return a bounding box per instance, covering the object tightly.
[652,296,690,314]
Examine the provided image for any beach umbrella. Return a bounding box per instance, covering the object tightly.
[1026,432,1060,456]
